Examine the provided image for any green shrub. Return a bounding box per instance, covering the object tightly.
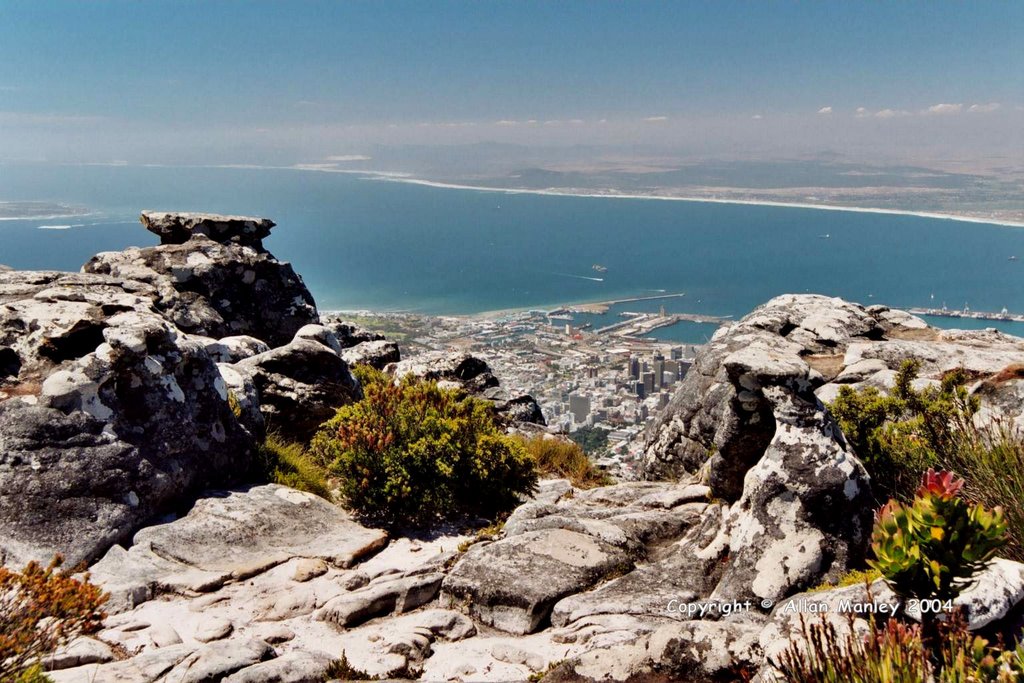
[311,375,537,525]
[350,363,388,391]
[257,434,332,500]
[829,359,978,502]
[870,469,1006,604]
[939,621,1024,681]
[517,435,612,489]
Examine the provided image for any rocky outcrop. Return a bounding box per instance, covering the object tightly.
[638,296,877,603]
[85,212,318,347]
[341,339,401,370]
[442,480,710,635]
[69,473,1024,683]
[643,294,1024,487]
[0,271,261,567]
[141,211,275,248]
[388,351,546,426]
[322,319,386,348]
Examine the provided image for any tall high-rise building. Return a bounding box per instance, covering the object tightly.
[628,356,641,380]
[670,346,684,360]
[641,371,655,395]
[568,393,591,423]
[652,355,665,389]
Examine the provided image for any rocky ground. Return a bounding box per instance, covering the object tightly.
[4,212,1024,682]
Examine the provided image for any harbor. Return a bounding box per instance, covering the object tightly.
[907,306,1024,323]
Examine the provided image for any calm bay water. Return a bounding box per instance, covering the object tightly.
[2,163,1023,344]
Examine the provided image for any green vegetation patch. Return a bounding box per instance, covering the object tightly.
[257,433,333,501]
[829,359,977,503]
[311,370,537,526]
[569,426,610,455]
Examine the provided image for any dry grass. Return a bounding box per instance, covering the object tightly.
[516,435,613,489]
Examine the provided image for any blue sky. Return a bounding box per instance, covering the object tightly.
[1,1,1021,165]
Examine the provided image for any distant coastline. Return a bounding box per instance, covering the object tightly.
[12,162,1016,229]
[365,174,1024,229]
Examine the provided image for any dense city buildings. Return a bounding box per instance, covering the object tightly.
[337,309,702,477]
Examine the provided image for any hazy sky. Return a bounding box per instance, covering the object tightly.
[1,1,1021,167]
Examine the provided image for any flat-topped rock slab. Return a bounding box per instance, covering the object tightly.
[141,211,275,247]
[442,528,632,635]
[89,484,387,611]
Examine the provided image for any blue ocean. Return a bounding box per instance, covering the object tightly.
[2,163,1023,344]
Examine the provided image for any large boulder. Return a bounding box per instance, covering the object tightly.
[641,295,907,490]
[442,480,710,635]
[322,319,386,348]
[342,339,401,370]
[0,270,261,567]
[84,212,318,347]
[234,324,361,440]
[388,352,546,426]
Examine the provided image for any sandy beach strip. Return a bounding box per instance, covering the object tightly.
[365,175,1024,229]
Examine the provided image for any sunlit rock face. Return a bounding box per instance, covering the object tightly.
[0,270,260,567]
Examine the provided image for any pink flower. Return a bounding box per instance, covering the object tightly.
[916,469,964,500]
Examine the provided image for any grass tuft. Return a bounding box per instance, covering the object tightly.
[258,433,333,500]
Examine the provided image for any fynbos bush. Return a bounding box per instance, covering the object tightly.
[311,373,537,525]
[829,360,978,503]
[0,557,108,680]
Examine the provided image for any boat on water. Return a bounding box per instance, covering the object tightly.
[592,264,608,273]
[1010,255,1019,261]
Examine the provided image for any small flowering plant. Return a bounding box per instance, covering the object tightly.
[869,469,1007,602]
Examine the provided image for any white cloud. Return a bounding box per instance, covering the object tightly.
[967,102,1000,113]
[875,109,911,119]
[568,119,585,125]
[817,106,833,115]
[751,114,763,120]
[643,116,669,122]
[855,107,869,118]
[324,154,371,162]
[926,103,963,115]
[495,119,519,126]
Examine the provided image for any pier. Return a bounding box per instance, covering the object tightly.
[569,292,689,314]
[594,311,730,336]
